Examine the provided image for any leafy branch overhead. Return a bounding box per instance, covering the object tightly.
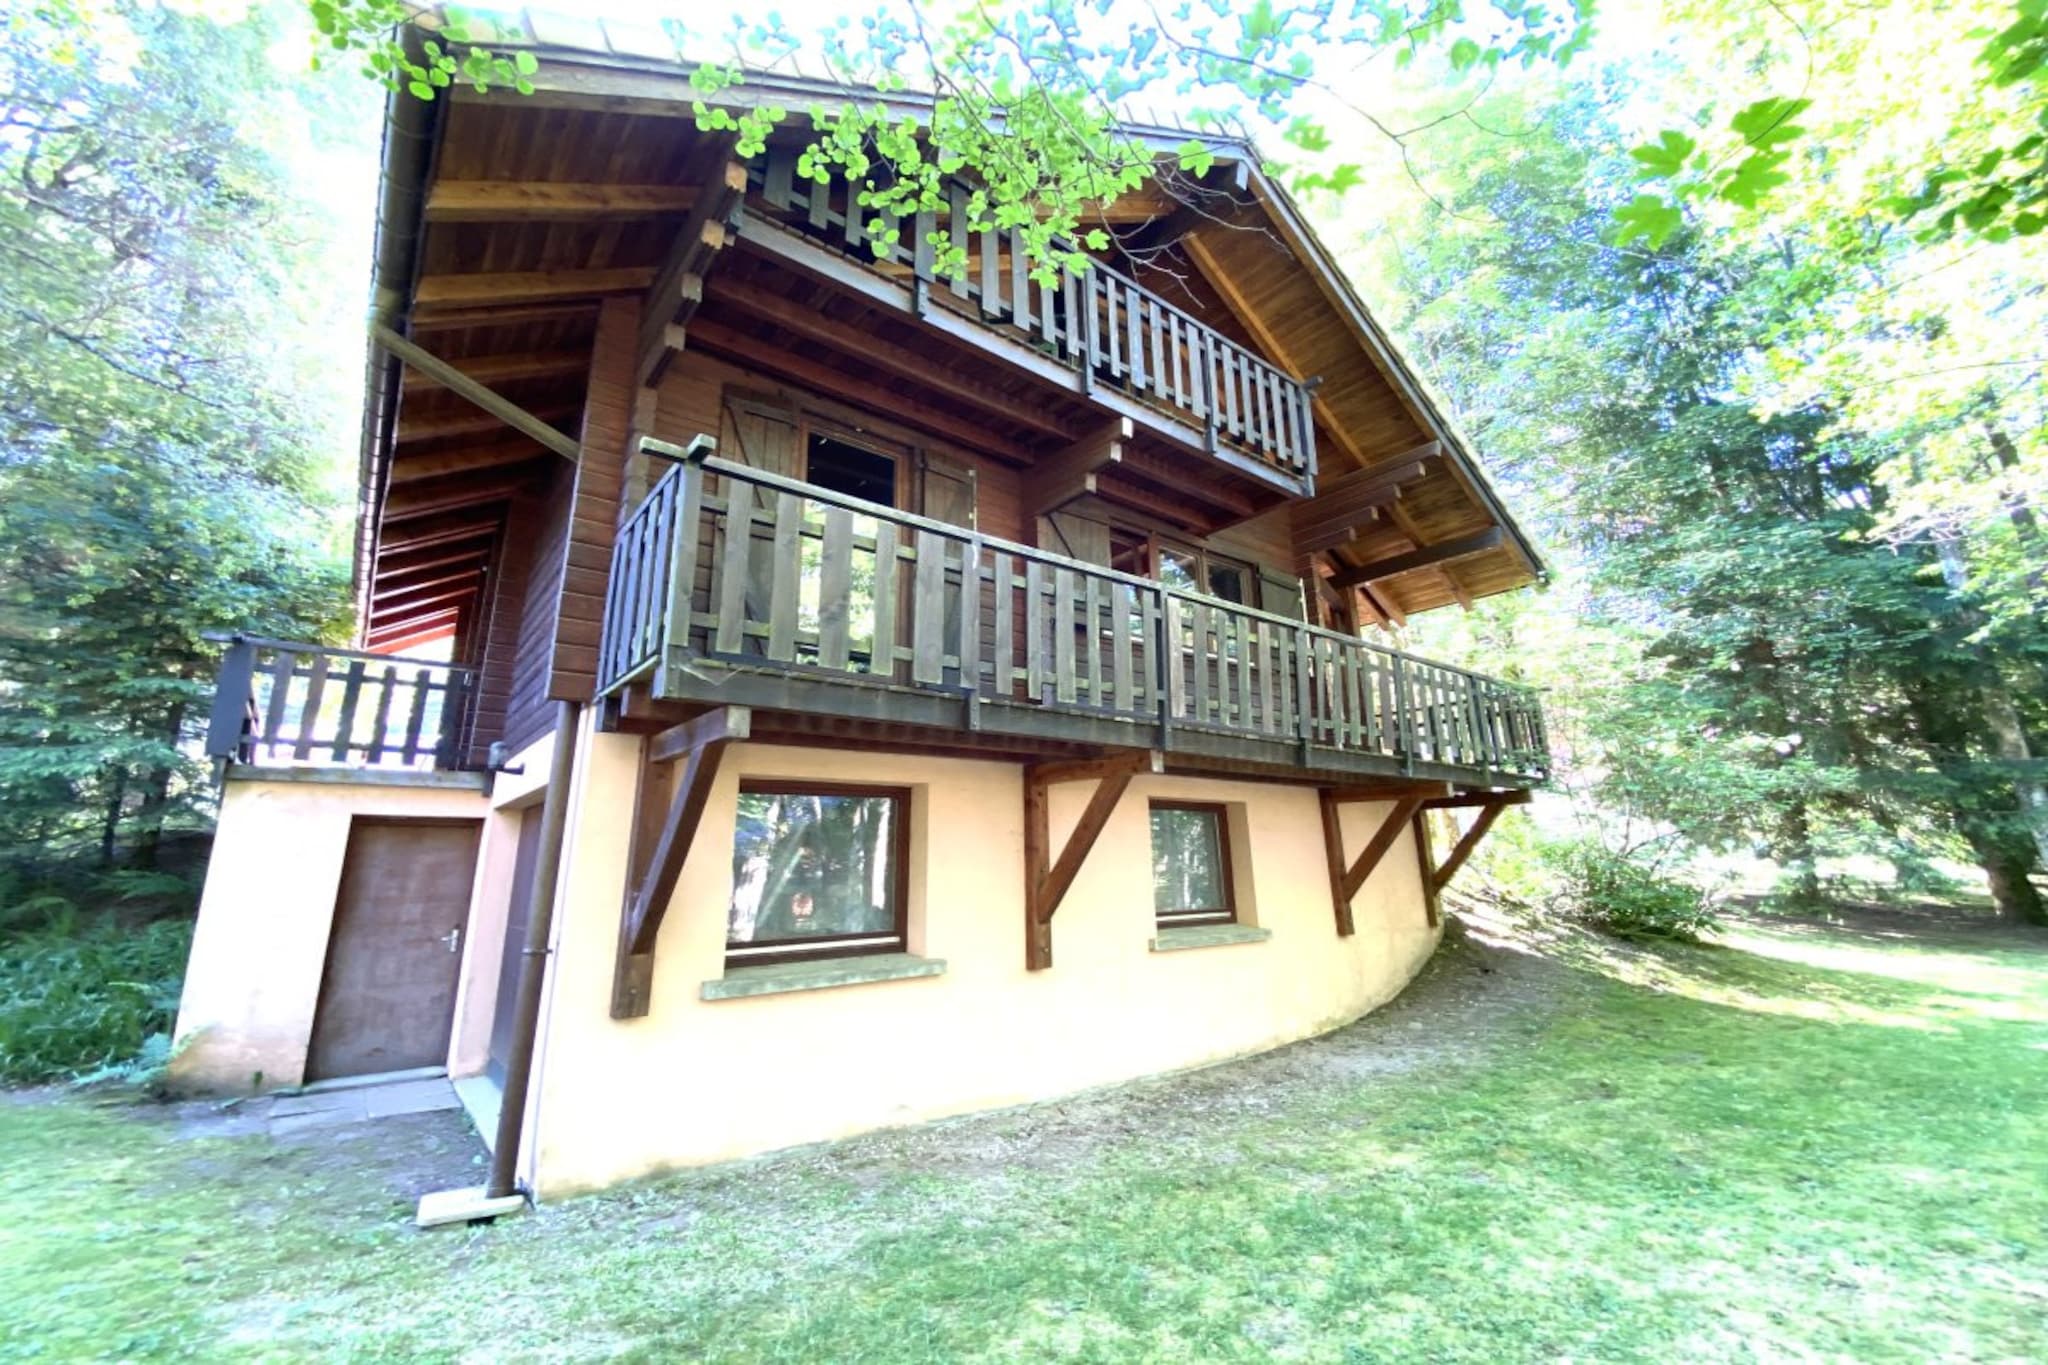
[1624,0,2048,246]
[298,0,1594,281]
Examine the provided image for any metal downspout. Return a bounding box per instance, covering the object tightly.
[487,701,581,1200]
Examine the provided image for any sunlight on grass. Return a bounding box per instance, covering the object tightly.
[5,912,2046,1362]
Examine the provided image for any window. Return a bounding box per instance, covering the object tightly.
[727,783,909,965]
[1149,801,1235,927]
[1113,527,1254,606]
[805,432,899,507]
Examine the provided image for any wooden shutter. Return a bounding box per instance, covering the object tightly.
[1258,566,1306,620]
[719,393,801,477]
[919,449,977,529]
[716,393,799,655]
[1036,509,1112,567]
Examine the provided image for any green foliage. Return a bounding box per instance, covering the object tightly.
[1537,836,1723,940]
[0,917,191,1086]
[0,2,351,867]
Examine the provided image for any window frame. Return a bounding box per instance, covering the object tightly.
[1148,799,1238,929]
[725,779,914,969]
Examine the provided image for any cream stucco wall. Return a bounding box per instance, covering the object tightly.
[522,720,1442,1197]
[170,773,492,1093]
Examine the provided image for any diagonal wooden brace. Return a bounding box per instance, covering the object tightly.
[1429,791,1531,893]
[1023,750,1160,970]
[1320,794,1425,935]
[611,706,750,1018]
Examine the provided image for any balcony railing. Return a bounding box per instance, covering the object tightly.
[203,636,478,773]
[751,153,1317,487]
[600,452,1547,785]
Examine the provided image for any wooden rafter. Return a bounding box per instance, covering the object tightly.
[402,350,588,392]
[383,471,536,521]
[708,277,1073,438]
[613,706,753,1018]
[425,180,700,222]
[410,302,599,332]
[389,439,549,484]
[638,158,749,387]
[1319,793,1425,935]
[412,267,655,310]
[376,511,502,554]
[1290,446,1436,555]
[687,318,1038,463]
[1024,750,1160,970]
[377,325,582,462]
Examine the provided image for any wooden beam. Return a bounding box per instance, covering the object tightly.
[708,277,1073,438]
[1342,796,1424,905]
[1432,800,1510,892]
[373,542,493,581]
[1290,449,1435,554]
[639,158,749,387]
[1024,751,1156,969]
[377,325,582,462]
[366,605,461,643]
[1422,789,1534,810]
[366,618,460,655]
[376,511,502,554]
[1328,527,1505,589]
[403,350,588,393]
[371,582,480,617]
[371,565,483,602]
[687,318,1038,463]
[1319,790,1356,937]
[412,267,655,310]
[1328,781,1453,804]
[1023,418,1130,519]
[389,439,549,483]
[383,471,536,521]
[395,405,576,446]
[1413,809,1441,927]
[613,706,753,1018]
[410,302,600,332]
[425,180,699,223]
[1183,230,1372,474]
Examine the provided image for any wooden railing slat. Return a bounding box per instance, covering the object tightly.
[818,505,854,670]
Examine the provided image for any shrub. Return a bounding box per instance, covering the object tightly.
[1539,838,1721,941]
[0,918,192,1086]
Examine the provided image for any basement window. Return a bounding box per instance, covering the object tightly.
[1149,801,1236,928]
[727,783,909,966]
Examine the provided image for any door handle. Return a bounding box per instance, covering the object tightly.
[441,927,462,954]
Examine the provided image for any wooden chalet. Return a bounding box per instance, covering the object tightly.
[173,12,1549,1204]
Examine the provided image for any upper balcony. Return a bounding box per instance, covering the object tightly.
[596,444,1547,791]
[737,148,1318,498]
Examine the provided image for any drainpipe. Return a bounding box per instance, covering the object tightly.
[487,700,581,1200]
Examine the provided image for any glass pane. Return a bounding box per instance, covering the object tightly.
[1150,806,1228,913]
[1207,563,1245,604]
[729,790,899,946]
[1158,547,1201,594]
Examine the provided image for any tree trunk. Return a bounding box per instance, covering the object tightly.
[97,768,126,867]
[1774,799,1823,908]
[129,701,187,870]
[1961,819,2046,925]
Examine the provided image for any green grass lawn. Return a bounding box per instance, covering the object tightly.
[4,908,2045,1362]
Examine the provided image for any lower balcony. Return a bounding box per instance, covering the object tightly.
[599,446,1548,790]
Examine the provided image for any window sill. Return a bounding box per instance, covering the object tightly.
[701,952,946,1002]
[1150,924,1272,953]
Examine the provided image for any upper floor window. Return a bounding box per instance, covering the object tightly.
[1150,800,1236,928]
[1109,526,1253,606]
[728,782,909,965]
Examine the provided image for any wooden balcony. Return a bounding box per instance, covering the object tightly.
[597,447,1548,790]
[743,151,1319,495]
[204,636,479,774]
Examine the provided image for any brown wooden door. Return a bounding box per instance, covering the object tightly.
[306,819,481,1082]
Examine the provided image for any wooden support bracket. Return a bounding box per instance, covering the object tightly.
[1023,750,1160,970]
[1426,791,1530,894]
[1319,793,1425,935]
[611,706,751,1018]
